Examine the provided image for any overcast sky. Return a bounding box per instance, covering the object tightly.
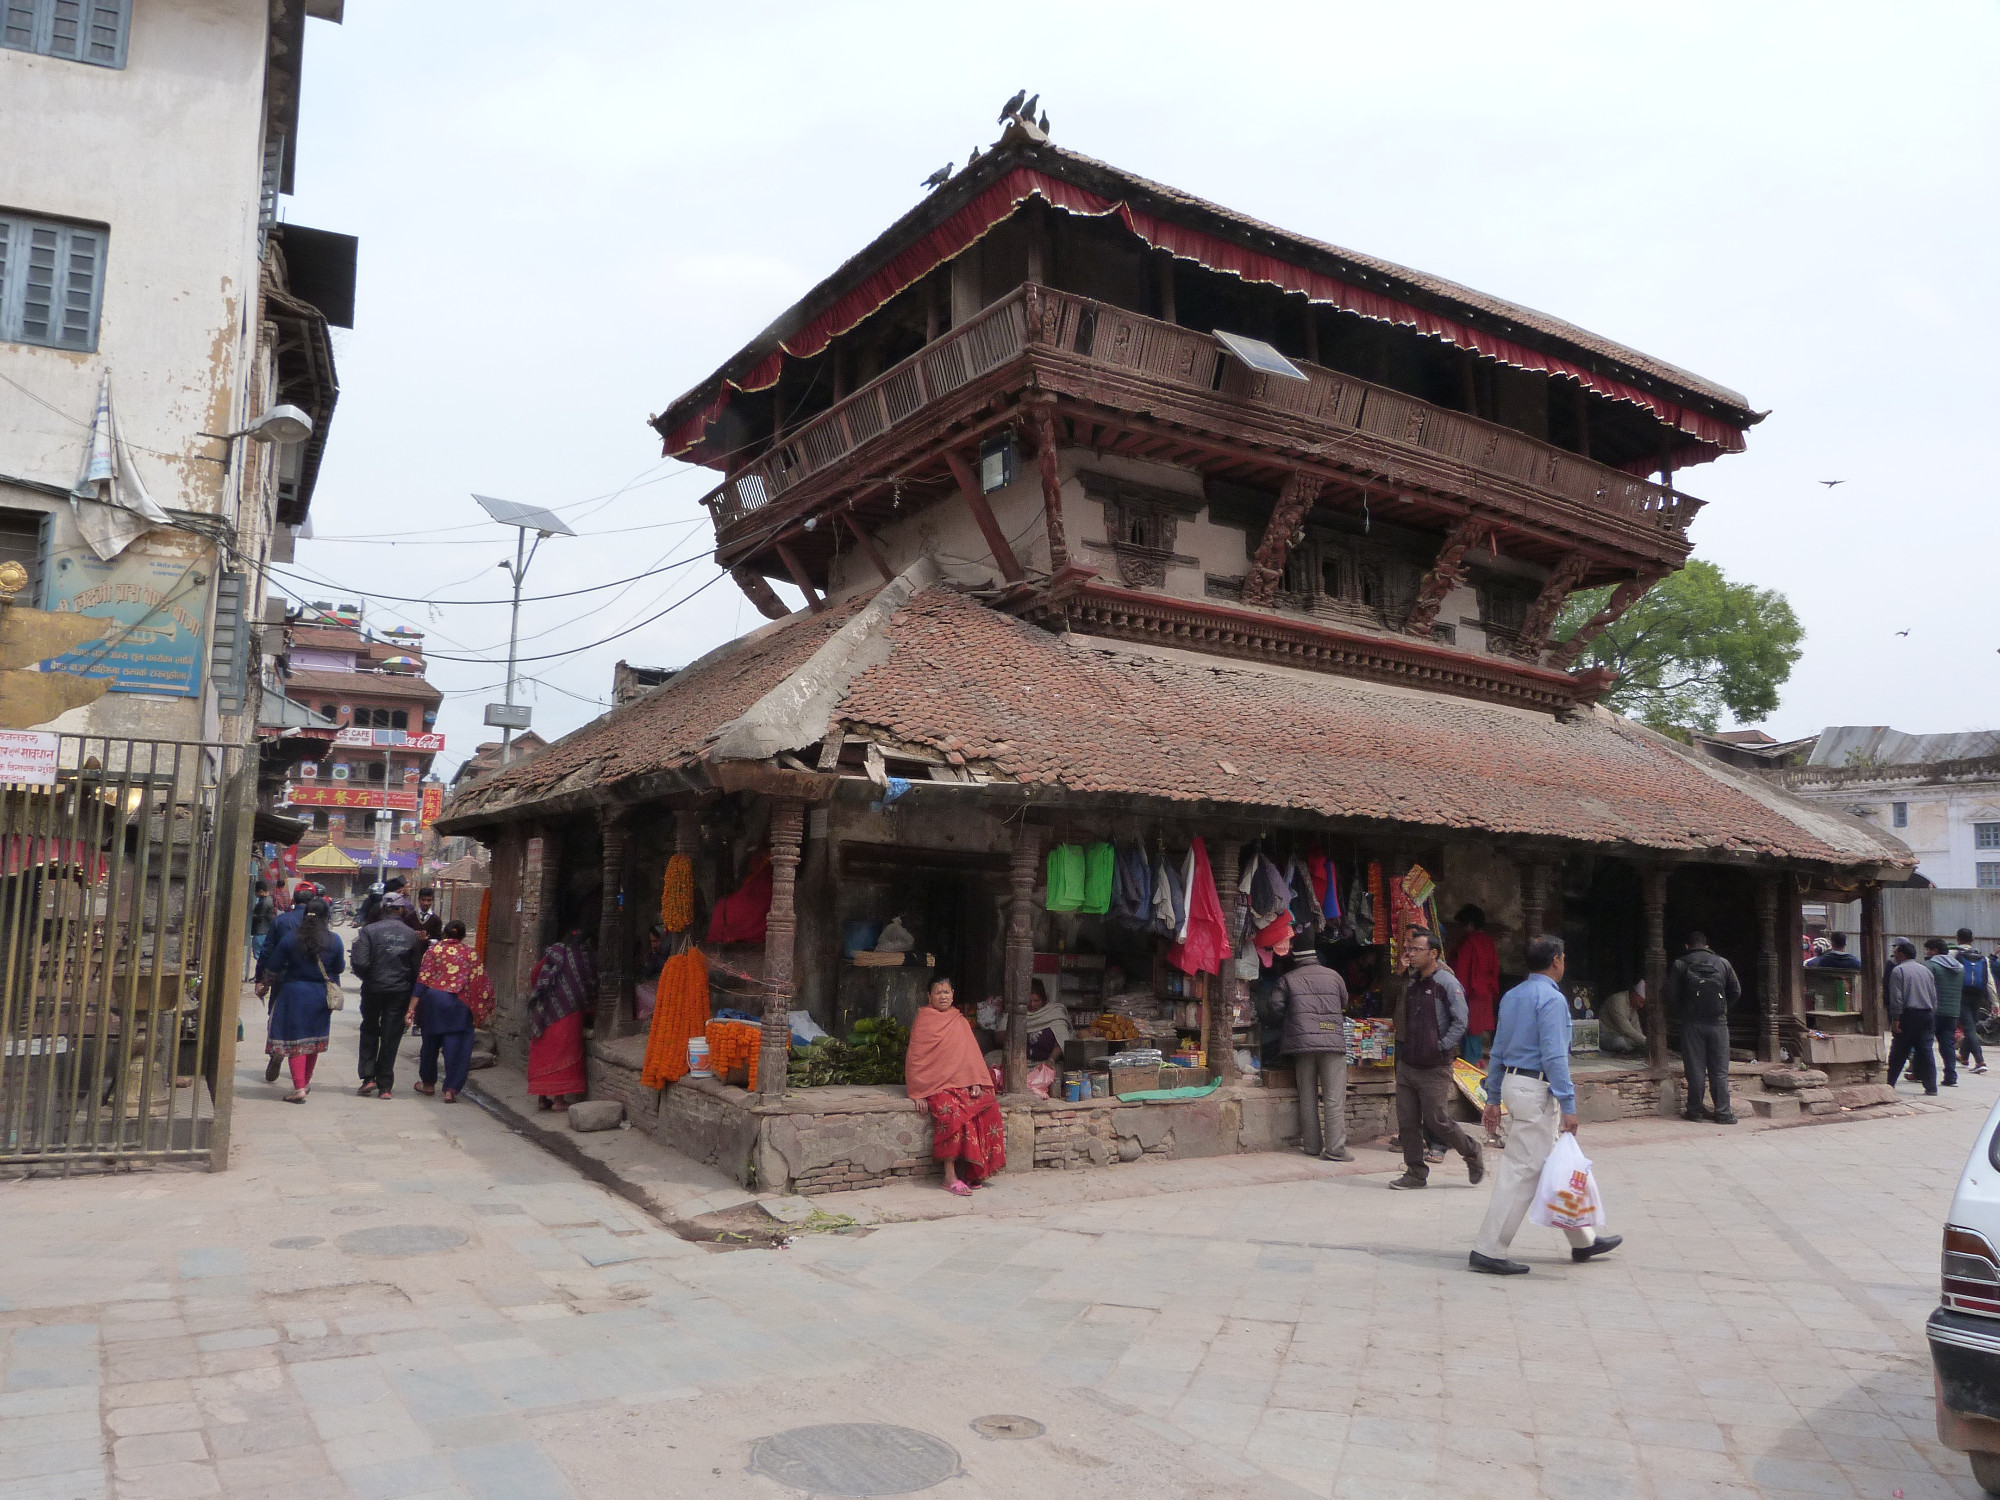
[285,1,2000,776]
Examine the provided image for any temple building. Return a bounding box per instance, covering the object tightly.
[438,123,1910,1192]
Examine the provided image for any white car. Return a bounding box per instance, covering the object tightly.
[1933,1094,2000,1492]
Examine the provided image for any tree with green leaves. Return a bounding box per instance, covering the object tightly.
[1553,558,1803,734]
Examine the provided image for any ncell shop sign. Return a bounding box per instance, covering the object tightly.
[41,550,208,695]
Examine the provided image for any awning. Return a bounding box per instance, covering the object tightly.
[295,843,359,871]
[661,167,1748,464]
[253,809,309,846]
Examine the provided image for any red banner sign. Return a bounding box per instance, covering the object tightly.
[420,785,444,829]
[287,786,420,811]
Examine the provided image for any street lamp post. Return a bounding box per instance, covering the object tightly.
[473,495,573,766]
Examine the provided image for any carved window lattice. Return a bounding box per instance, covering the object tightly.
[1080,471,1199,590]
[1478,581,1534,653]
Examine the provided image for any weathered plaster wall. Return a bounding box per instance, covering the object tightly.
[0,0,273,741]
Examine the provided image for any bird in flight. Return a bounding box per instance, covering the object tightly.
[920,163,953,190]
[1819,480,1845,488]
[1895,629,1910,637]
[998,90,1026,124]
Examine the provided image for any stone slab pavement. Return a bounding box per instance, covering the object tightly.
[4,982,1997,1499]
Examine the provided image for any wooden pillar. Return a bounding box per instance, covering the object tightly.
[1003,825,1040,1094]
[1519,861,1550,953]
[1641,865,1670,1073]
[1210,835,1241,1081]
[758,799,804,1097]
[1757,874,1781,1063]
[1029,402,1069,573]
[596,813,629,1038]
[1779,873,1806,1050]
[1860,882,1887,1038]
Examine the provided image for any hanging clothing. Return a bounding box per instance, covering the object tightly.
[1046,844,1086,912]
[1286,857,1320,937]
[1177,844,1196,942]
[1109,842,1153,927]
[1167,838,1229,977]
[706,853,773,944]
[1149,850,1185,939]
[1252,911,1294,968]
[526,937,596,1100]
[1081,842,1115,916]
[1306,852,1330,915]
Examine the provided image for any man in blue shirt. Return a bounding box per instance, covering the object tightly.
[1470,934,1623,1276]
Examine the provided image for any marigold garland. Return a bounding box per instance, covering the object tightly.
[660,853,693,934]
[704,1019,762,1091]
[476,887,492,962]
[640,947,711,1089]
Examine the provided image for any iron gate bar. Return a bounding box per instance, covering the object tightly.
[0,733,247,1171]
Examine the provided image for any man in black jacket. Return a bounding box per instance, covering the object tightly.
[1388,930,1484,1190]
[1663,931,1741,1124]
[350,895,428,1098]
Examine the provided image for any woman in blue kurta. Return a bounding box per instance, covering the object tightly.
[259,901,345,1102]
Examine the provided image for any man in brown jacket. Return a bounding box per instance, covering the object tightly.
[1389,929,1485,1190]
[1275,935,1354,1162]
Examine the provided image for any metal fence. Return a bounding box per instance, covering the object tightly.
[0,735,246,1172]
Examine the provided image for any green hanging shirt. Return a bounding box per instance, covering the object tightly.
[1046,844,1086,912]
[1081,843,1115,915]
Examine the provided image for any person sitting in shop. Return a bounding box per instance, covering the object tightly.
[1597,981,1648,1057]
[1023,978,1072,1062]
[906,975,1006,1196]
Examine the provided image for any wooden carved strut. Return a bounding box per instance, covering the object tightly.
[1403,516,1494,637]
[1545,573,1660,671]
[1241,470,1327,607]
[1509,552,1594,661]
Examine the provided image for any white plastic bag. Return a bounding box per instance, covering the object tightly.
[1527,1132,1606,1231]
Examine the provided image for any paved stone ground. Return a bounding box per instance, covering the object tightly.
[5,985,1997,1499]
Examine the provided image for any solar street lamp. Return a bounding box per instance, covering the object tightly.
[473,494,574,766]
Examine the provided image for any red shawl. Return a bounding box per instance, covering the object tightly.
[904,1004,993,1101]
[418,940,495,1025]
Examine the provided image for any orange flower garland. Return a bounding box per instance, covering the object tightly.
[704,1020,762,1091]
[660,853,693,933]
[640,947,711,1089]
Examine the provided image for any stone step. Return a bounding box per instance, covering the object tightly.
[1750,1095,1801,1120]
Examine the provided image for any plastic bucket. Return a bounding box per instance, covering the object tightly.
[686,1037,712,1078]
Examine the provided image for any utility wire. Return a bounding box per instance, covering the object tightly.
[267,551,706,607]
[415,570,729,665]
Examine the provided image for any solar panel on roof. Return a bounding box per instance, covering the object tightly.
[472,494,576,536]
[1212,329,1308,382]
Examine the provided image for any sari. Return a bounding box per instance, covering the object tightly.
[526,937,596,1098]
[906,1004,1006,1184]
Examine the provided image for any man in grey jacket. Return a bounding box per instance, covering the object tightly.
[350,895,429,1099]
[1886,938,1940,1095]
[1390,929,1484,1189]
[1275,936,1353,1162]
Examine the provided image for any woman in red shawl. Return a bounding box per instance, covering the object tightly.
[1449,904,1502,1064]
[526,928,596,1109]
[407,921,494,1103]
[906,976,1005,1196]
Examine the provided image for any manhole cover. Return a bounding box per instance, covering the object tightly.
[749,1423,959,1496]
[330,1204,384,1218]
[969,1415,1043,1441]
[334,1224,468,1257]
[270,1236,323,1249]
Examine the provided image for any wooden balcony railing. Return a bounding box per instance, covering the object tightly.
[702,283,1702,538]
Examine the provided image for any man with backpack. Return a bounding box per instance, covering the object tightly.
[1953,928,1993,1075]
[1663,931,1741,1124]
[1388,928,1484,1190]
[1925,937,1966,1087]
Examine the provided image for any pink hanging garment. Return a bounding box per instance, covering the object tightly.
[1167,837,1230,977]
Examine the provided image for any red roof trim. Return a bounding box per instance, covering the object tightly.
[664,168,1748,463]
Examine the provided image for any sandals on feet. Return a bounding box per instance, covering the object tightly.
[357,1081,378,1097]
[441,1090,457,1103]
[945,1180,973,1197]
[285,1089,308,1103]
[414,1083,436,1096]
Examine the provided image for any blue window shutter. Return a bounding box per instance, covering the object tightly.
[2,0,127,64]
[0,214,107,351]
[57,224,103,349]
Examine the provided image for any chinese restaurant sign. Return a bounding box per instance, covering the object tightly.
[42,549,208,695]
[420,785,443,828]
[288,786,420,811]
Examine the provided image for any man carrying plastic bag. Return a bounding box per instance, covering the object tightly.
[1468,934,1623,1275]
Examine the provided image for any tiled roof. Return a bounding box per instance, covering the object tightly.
[284,668,442,704]
[444,595,872,816]
[288,626,363,651]
[443,582,1903,873]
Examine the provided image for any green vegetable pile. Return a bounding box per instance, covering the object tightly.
[787,1015,911,1087]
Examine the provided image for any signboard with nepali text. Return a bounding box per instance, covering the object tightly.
[42,549,208,695]
[288,786,420,811]
[0,730,59,785]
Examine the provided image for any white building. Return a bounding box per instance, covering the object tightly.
[0,0,349,744]
[1770,728,2000,889]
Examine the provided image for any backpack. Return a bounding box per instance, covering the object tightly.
[1960,948,1990,998]
[1685,956,1729,1022]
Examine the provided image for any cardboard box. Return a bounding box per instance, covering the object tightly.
[1805,1032,1887,1066]
[1110,1065,1161,1097]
